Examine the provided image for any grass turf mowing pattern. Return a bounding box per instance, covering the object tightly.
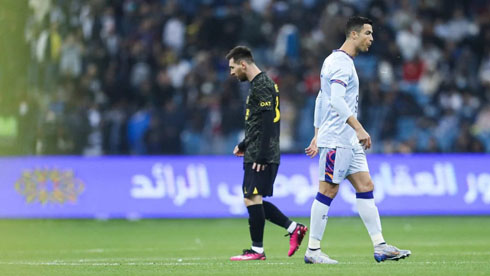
[0,217,489,275]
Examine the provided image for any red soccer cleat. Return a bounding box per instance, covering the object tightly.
[287,224,308,257]
[230,249,266,261]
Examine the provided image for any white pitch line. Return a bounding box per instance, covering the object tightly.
[3,245,489,256]
[0,261,200,266]
[0,247,203,255]
[0,262,121,266]
[50,257,226,262]
[0,261,297,266]
[0,260,488,266]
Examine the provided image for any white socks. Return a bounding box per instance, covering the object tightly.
[305,191,385,251]
[308,193,332,249]
[287,221,298,233]
[356,191,385,246]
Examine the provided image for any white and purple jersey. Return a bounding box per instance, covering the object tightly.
[315,50,360,148]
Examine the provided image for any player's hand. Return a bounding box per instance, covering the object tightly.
[305,136,318,158]
[252,162,267,172]
[356,128,371,149]
[233,145,244,157]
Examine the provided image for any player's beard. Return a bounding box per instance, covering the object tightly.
[236,71,248,82]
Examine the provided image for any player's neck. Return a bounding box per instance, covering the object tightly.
[247,64,262,82]
[339,40,358,58]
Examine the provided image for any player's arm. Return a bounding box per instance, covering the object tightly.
[254,109,274,171]
[252,86,275,172]
[313,90,322,130]
[346,116,370,149]
[331,82,371,149]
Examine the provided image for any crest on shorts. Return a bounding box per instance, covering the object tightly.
[15,168,85,205]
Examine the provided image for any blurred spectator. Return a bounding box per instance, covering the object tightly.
[19,0,490,156]
[59,33,83,78]
[163,14,185,53]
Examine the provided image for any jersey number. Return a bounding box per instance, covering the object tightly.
[273,84,280,123]
[273,96,280,123]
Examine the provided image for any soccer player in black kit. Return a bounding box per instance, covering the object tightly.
[226,46,307,261]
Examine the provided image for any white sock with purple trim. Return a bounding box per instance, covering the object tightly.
[356,191,385,246]
[308,192,333,249]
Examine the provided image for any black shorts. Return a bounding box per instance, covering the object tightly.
[242,163,279,198]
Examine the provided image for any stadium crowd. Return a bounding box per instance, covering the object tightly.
[20,0,490,155]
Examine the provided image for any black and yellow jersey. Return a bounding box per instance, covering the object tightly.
[241,72,280,164]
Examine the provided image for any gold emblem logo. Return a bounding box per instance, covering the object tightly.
[15,168,85,204]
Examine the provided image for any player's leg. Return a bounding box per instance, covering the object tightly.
[304,180,338,264]
[347,149,411,262]
[262,200,307,257]
[347,171,384,245]
[230,164,267,261]
[262,200,294,229]
[245,195,266,254]
[307,180,337,250]
[260,164,294,230]
[305,147,350,264]
[230,195,267,261]
[259,164,307,256]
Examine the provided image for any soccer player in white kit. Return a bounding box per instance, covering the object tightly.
[303,16,411,264]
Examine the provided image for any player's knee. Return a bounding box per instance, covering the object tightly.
[318,182,339,198]
[244,195,262,206]
[357,179,374,193]
[325,190,338,199]
[243,198,255,207]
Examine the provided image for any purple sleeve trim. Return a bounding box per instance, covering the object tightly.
[330,79,347,87]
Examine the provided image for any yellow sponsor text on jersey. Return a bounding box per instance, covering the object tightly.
[260,101,271,107]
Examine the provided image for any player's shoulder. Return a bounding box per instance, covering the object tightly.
[327,51,353,65]
[251,72,274,90]
[323,51,353,74]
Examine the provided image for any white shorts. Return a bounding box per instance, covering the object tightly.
[318,146,369,184]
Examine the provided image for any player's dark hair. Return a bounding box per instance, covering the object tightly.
[226,46,254,64]
[345,16,373,37]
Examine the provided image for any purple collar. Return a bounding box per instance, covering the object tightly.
[333,49,354,60]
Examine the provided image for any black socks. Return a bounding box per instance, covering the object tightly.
[263,200,292,229]
[247,201,293,248]
[247,204,265,247]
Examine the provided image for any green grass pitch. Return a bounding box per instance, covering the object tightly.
[0,216,489,275]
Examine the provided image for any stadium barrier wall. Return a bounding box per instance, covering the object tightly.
[1,154,489,218]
